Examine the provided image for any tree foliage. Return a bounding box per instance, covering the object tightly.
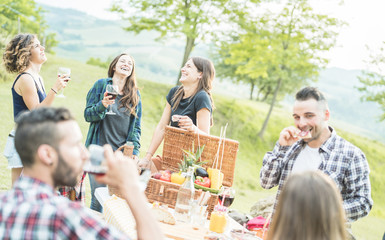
[357,42,385,121]
[213,0,342,138]
[86,57,110,69]
[110,0,261,84]
[0,0,57,52]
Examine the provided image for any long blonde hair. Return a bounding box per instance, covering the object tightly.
[108,53,139,117]
[267,171,347,240]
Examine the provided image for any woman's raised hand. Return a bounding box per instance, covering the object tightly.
[178,116,197,132]
[52,74,68,93]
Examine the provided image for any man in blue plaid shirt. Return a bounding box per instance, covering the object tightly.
[260,87,373,223]
[0,107,162,239]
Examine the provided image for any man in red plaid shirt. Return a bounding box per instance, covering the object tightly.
[0,107,163,239]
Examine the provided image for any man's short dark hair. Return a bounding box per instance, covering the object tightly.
[14,107,74,167]
[296,87,326,102]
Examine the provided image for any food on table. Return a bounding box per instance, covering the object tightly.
[152,172,162,180]
[171,172,186,184]
[195,167,209,178]
[160,173,171,182]
[151,202,176,225]
[193,183,220,194]
[152,170,172,182]
[194,176,211,188]
[207,167,213,178]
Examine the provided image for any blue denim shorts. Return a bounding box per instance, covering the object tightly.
[3,130,23,169]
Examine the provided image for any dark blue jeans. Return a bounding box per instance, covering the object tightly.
[89,173,105,212]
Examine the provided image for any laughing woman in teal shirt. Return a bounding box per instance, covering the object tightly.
[84,53,142,212]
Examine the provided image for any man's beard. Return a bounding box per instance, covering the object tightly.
[52,154,79,188]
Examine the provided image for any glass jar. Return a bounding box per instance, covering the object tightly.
[209,205,228,233]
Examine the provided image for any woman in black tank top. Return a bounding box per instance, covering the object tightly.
[3,33,68,185]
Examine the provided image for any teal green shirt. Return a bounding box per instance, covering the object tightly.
[84,78,142,155]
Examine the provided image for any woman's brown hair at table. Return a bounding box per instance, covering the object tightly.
[267,171,347,240]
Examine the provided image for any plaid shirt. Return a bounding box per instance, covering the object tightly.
[0,176,128,239]
[260,127,373,222]
[84,78,142,155]
[58,173,87,204]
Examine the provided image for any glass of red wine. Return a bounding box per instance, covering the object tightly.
[57,67,71,98]
[105,84,118,115]
[218,186,235,208]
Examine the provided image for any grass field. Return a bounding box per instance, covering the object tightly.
[0,55,384,239]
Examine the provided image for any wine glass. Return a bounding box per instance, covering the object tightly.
[83,144,151,191]
[83,144,108,176]
[57,67,71,98]
[218,186,235,207]
[105,85,118,115]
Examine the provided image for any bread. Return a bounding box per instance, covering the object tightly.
[298,130,312,139]
[151,205,176,225]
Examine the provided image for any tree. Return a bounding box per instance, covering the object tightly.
[213,0,342,138]
[0,0,57,52]
[357,42,385,121]
[110,0,261,84]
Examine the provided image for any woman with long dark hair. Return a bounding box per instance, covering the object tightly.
[84,53,142,212]
[139,56,215,170]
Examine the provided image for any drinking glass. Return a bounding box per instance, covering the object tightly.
[218,186,235,207]
[83,144,108,176]
[83,144,151,191]
[105,85,119,115]
[57,67,71,98]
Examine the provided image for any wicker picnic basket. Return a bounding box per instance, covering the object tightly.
[145,126,239,217]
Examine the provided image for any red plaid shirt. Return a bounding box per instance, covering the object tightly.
[58,172,87,203]
[0,176,128,239]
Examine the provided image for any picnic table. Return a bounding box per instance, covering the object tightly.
[95,187,256,240]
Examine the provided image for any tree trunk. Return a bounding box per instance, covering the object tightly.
[258,78,282,139]
[176,36,195,85]
[249,82,255,100]
[261,87,272,102]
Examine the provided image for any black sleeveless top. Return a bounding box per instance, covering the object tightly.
[12,72,46,120]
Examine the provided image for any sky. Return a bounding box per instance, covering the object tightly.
[35,0,385,71]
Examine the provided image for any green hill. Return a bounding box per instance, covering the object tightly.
[37,4,385,144]
[0,55,384,239]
